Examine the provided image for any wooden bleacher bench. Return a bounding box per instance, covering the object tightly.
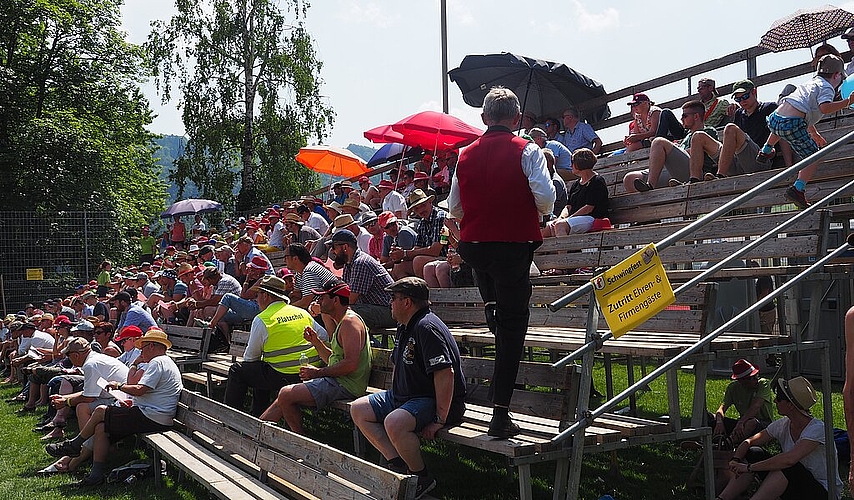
[182,329,249,397]
[143,388,417,500]
[162,325,210,367]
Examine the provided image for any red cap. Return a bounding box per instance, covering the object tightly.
[378,211,398,228]
[414,172,429,181]
[248,255,269,270]
[378,180,395,190]
[114,325,143,342]
[54,315,73,327]
[731,359,760,380]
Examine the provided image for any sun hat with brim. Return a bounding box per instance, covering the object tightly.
[250,275,291,302]
[61,337,91,355]
[71,319,94,333]
[114,325,143,342]
[135,328,172,349]
[359,213,378,227]
[248,255,270,270]
[284,213,303,224]
[332,214,355,233]
[776,376,817,413]
[730,358,759,380]
[177,263,196,278]
[407,189,435,212]
[41,313,55,322]
[378,211,398,228]
[378,180,395,190]
[311,278,351,299]
[326,201,342,214]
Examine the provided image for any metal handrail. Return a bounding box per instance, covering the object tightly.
[552,234,853,446]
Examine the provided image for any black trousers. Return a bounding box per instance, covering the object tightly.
[224,360,300,416]
[656,108,687,141]
[457,241,537,407]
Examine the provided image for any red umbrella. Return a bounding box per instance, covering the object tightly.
[364,124,405,144]
[389,111,483,151]
[295,146,369,178]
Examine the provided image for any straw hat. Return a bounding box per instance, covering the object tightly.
[407,189,434,212]
[776,376,817,413]
[135,327,172,349]
[250,275,291,302]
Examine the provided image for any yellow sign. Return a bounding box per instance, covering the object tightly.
[591,243,675,337]
[25,268,44,281]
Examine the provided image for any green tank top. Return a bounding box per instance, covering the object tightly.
[328,311,372,397]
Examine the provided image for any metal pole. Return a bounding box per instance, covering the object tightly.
[821,341,836,500]
[0,274,5,317]
[553,177,854,370]
[548,128,854,313]
[83,210,90,281]
[440,0,449,114]
[551,238,851,445]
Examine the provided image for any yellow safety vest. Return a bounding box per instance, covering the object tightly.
[258,302,318,374]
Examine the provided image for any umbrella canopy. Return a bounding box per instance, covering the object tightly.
[160,199,223,219]
[364,124,405,144]
[759,5,854,52]
[448,52,611,125]
[389,111,483,151]
[367,143,425,168]
[295,145,369,178]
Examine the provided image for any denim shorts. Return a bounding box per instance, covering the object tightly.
[767,112,818,159]
[304,376,356,409]
[368,390,435,432]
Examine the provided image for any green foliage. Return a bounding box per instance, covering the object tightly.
[148,0,334,212]
[0,0,167,262]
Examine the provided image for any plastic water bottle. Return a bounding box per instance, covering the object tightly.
[299,352,309,367]
[447,247,460,272]
[125,473,137,484]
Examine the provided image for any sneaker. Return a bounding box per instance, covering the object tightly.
[45,439,81,458]
[756,147,775,166]
[193,319,210,328]
[668,178,683,187]
[414,474,437,499]
[784,186,809,209]
[703,172,725,181]
[633,178,653,192]
[487,413,521,439]
[74,475,104,487]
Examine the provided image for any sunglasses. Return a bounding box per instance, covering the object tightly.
[363,221,377,228]
[733,93,751,103]
[681,112,698,119]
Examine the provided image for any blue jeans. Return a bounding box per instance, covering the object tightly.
[218,293,260,325]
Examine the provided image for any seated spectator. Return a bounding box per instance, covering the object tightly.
[543,148,608,236]
[188,267,242,329]
[541,148,568,218]
[260,278,371,434]
[719,376,842,500]
[378,180,407,219]
[431,150,456,195]
[388,190,447,280]
[197,255,268,339]
[359,213,384,260]
[422,215,474,289]
[360,176,382,209]
[623,93,686,152]
[330,230,397,332]
[704,79,791,180]
[379,211,416,268]
[706,359,773,455]
[46,329,182,486]
[297,205,329,235]
[412,171,435,198]
[284,243,336,309]
[530,127,572,170]
[696,77,729,128]
[224,276,326,416]
[558,106,602,154]
[623,100,716,192]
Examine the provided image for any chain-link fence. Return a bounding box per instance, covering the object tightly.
[0,211,117,315]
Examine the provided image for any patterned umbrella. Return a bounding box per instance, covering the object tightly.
[759,5,854,52]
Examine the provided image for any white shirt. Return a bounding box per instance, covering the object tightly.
[136,354,183,425]
[765,416,843,496]
[82,350,130,398]
[306,212,329,235]
[382,190,407,215]
[268,221,286,248]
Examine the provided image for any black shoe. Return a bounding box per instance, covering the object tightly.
[785,186,809,209]
[414,474,437,500]
[74,475,104,487]
[633,178,653,192]
[16,405,37,414]
[487,414,521,439]
[45,439,81,458]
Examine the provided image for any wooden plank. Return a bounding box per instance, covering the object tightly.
[184,412,260,463]
[180,390,263,439]
[257,424,415,500]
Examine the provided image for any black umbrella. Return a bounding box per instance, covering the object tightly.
[448,52,611,125]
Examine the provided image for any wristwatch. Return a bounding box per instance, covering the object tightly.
[433,415,446,425]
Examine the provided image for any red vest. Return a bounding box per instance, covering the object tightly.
[457,129,542,243]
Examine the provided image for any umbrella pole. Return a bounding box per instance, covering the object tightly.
[517,69,533,133]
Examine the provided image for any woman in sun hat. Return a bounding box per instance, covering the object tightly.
[719,376,843,500]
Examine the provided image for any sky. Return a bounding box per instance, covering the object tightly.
[120,0,854,148]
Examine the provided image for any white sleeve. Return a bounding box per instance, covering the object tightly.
[243,316,267,362]
[448,169,464,219]
[312,319,328,341]
[521,143,556,215]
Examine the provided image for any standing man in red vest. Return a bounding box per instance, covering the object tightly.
[448,86,555,438]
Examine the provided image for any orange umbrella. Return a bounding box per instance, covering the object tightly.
[295,146,369,178]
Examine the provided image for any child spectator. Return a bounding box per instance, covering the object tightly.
[764,54,853,208]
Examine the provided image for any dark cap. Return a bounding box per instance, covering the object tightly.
[627,93,651,105]
[731,79,755,96]
[110,291,131,303]
[842,27,854,40]
[328,229,357,245]
[311,278,351,298]
[385,277,430,301]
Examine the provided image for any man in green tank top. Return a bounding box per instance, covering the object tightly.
[260,278,371,434]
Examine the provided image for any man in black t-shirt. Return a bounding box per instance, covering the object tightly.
[349,277,466,498]
[703,80,795,179]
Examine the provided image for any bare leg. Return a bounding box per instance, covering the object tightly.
[274,383,316,435]
[412,256,437,279]
[350,397,400,461]
[391,261,415,280]
[717,124,746,176]
[434,261,453,288]
[384,409,424,472]
[686,132,721,179]
[623,171,645,193]
[208,304,228,329]
[646,138,674,187]
[422,261,441,288]
[796,162,820,184]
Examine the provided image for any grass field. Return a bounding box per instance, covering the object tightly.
[1,358,851,499]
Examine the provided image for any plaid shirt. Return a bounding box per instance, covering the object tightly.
[344,250,393,306]
[214,273,242,297]
[414,207,447,253]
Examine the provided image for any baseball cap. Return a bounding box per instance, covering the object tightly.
[311,278,351,299]
[385,276,430,301]
[731,79,755,96]
[817,54,844,75]
[61,337,90,355]
[71,319,94,332]
[378,211,398,228]
[327,229,357,245]
[114,325,144,342]
[627,93,651,105]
